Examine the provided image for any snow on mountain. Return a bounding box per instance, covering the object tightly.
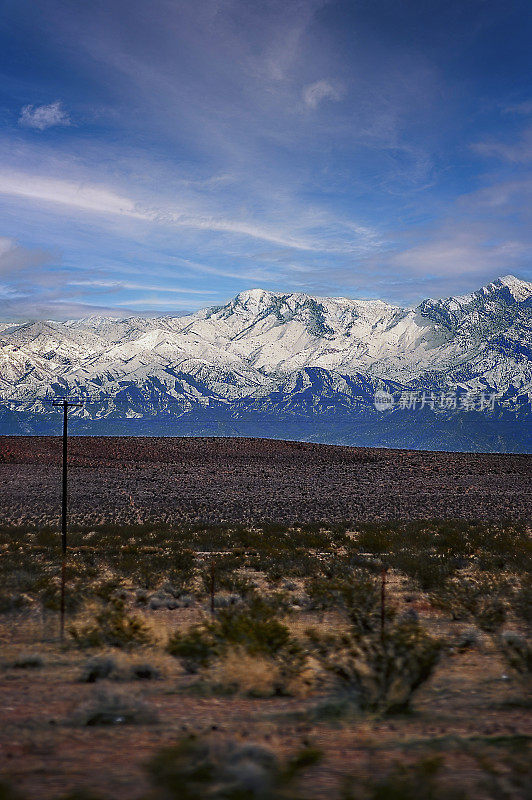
[0,276,531,417]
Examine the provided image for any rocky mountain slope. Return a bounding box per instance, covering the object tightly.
[0,275,530,450]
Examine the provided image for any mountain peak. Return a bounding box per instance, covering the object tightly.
[233,288,278,307]
[490,275,532,300]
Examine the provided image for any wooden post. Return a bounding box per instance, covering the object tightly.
[59,401,68,641]
[52,398,83,642]
[380,567,387,642]
[210,559,216,615]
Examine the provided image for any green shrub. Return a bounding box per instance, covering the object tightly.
[167,626,218,673]
[145,735,321,800]
[343,755,465,800]
[430,573,511,630]
[73,689,158,726]
[311,620,441,714]
[391,550,457,593]
[69,600,152,649]
[213,598,292,656]
[12,653,44,669]
[499,632,532,677]
[167,598,300,675]
[512,574,532,628]
[80,656,118,683]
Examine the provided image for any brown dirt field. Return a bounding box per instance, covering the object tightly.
[0,436,530,525]
[0,600,530,800]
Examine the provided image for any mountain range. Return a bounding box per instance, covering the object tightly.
[1,275,531,452]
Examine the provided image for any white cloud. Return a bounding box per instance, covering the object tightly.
[503,100,532,115]
[18,101,71,131]
[0,172,143,218]
[471,127,532,164]
[70,279,217,294]
[302,80,342,110]
[388,233,527,277]
[0,236,55,275]
[0,169,379,254]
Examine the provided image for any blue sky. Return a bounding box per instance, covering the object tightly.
[0,0,531,319]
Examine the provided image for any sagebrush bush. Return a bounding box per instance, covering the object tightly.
[513,574,532,628]
[129,661,162,680]
[310,619,441,713]
[342,754,465,800]
[69,600,152,649]
[430,572,511,630]
[12,653,44,670]
[499,632,532,677]
[145,735,321,800]
[80,656,118,683]
[73,689,158,726]
[167,598,302,680]
[167,625,217,673]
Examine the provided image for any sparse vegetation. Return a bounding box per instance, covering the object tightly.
[342,755,464,800]
[145,735,321,800]
[72,689,158,726]
[0,438,530,799]
[309,618,442,713]
[11,653,44,670]
[69,599,153,649]
[80,656,118,683]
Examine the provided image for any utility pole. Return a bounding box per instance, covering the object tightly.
[210,558,216,615]
[380,566,388,642]
[52,398,83,641]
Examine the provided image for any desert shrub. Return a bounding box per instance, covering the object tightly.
[168,598,301,678]
[135,588,149,605]
[90,578,123,602]
[145,735,321,800]
[211,598,293,657]
[12,653,44,669]
[0,592,32,613]
[310,619,441,713]
[455,628,481,652]
[499,632,532,677]
[167,626,218,673]
[73,689,158,726]
[355,524,394,554]
[167,550,196,589]
[512,574,532,628]
[306,573,393,635]
[343,755,464,800]
[430,573,511,630]
[475,597,507,633]
[80,656,118,683]
[201,649,288,697]
[129,662,161,680]
[391,550,457,593]
[69,600,152,649]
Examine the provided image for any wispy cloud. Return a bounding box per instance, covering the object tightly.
[71,279,217,294]
[471,127,532,164]
[0,237,56,275]
[0,172,142,218]
[302,80,342,110]
[502,100,532,115]
[0,168,381,254]
[18,101,71,131]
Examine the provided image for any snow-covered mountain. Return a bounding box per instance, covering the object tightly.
[1,275,531,450]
